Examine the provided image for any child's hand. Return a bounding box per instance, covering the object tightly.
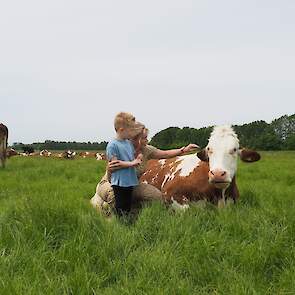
[133,153,143,166]
[108,156,121,171]
[137,153,143,161]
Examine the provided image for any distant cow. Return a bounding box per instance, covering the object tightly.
[62,150,76,159]
[0,123,8,168]
[79,151,96,159]
[140,125,261,209]
[52,152,64,158]
[6,148,19,158]
[95,153,106,160]
[40,149,52,157]
[29,152,40,156]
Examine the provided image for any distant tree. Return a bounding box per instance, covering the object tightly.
[284,134,295,150]
[12,140,108,151]
[23,146,34,154]
[271,114,295,140]
[191,127,213,148]
[150,126,212,149]
[233,121,282,149]
[256,133,282,150]
[10,114,295,151]
[150,127,181,149]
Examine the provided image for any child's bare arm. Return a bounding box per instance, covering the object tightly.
[109,154,142,171]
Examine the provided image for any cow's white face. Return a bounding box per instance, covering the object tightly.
[206,130,240,189]
[197,125,260,189]
[196,126,240,189]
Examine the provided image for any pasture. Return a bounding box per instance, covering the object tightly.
[0,152,295,294]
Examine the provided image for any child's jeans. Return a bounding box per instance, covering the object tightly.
[112,185,134,216]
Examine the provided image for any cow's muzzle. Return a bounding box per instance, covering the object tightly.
[208,169,231,189]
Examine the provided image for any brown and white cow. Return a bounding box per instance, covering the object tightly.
[140,125,260,209]
[52,152,64,158]
[6,148,19,158]
[95,152,106,161]
[0,123,8,168]
[78,152,106,160]
[62,150,76,159]
[40,149,52,157]
[79,151,96,158]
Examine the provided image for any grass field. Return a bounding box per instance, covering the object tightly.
[0,152,295,294]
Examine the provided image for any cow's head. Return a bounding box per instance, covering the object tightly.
[6,148,19,158]
[197,125,260,189]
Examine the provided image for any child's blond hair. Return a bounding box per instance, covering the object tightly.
[114,112,136,131]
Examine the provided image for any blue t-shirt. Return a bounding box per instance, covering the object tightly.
[106,139,138,187]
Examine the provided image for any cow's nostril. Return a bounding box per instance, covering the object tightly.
[210,171,214,176]
[221,171,226,176]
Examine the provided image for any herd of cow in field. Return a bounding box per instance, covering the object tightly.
[1,122,261,209]
[7,149,106,161]
[0,123,106,165]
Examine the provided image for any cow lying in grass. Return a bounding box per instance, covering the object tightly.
[40,149,52,157]
[62,150,76,159]
[140,125,260,209]
[79,151,106,160]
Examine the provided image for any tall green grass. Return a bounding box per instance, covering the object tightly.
[0,152,294,294]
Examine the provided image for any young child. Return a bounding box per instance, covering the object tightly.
[106,112,143,216]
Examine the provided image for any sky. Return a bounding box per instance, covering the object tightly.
[1,0,295,145]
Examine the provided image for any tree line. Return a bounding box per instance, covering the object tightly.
[11,114,295,151]
[12,140,108,152]
[150,114,295,150]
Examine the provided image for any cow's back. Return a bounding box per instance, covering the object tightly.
[140,154,216,204]
[140,157,176,191]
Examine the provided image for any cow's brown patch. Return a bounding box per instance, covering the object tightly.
[140,157,237,205]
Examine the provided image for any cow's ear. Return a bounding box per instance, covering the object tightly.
[239,149,261,162]
[197,149,208,162]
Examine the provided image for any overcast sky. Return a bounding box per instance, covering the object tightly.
[1,0,294,144]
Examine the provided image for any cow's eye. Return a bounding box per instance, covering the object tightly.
[207,147,213,154]
[230,148,237,154]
